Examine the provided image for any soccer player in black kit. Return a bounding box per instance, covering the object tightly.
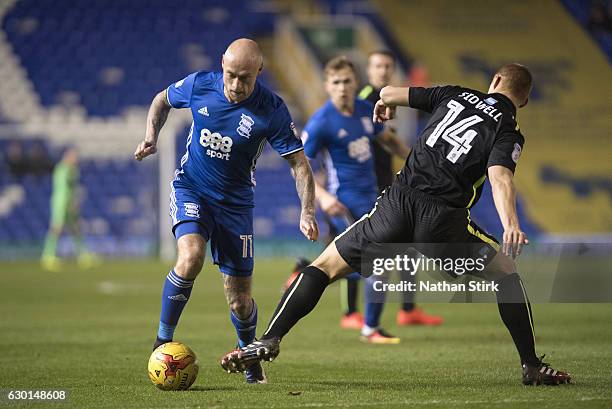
[221,63,571,385]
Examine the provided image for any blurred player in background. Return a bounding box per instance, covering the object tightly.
[302,56,410,343]
[356,50,443,327]
[223,63,572,386]
[134,38,318,384]
[41,147,96,271]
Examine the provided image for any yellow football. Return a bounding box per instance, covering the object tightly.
[147,342,199,390]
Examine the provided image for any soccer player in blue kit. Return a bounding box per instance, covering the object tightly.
[303,56,410,343]
[134,38,318,384]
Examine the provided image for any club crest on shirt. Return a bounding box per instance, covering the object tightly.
[484,97,498,105]
[237,114,255,139]
[511,143,522,163]
[184,202,200,218]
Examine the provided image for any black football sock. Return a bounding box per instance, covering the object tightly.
[262,266,330,340]
[496,273,539,366]
[346,278,359,315]
[400,269,415,311]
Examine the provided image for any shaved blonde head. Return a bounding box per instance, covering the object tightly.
[224,38,263,71]
[221,38,263,103]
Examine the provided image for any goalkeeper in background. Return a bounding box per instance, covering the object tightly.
[41,147,96,271]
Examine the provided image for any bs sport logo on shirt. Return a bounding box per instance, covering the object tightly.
[200,128,233,160]
[348,136,372,163]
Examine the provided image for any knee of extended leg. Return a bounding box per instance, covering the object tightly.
[483,252,517,281]
[175,250,204,279]
[229,295,253,319]
[310,260,346,283]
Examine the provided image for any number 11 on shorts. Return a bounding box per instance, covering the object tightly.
[240,235,253,258]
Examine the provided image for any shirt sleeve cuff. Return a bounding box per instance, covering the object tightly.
[166,87,175,108]
[280,147,304,157]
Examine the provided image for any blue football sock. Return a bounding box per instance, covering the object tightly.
[157,270,194,341]
[230,299,258,348]
[364,275,387,328]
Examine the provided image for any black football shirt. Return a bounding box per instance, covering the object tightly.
[396,86,524,208]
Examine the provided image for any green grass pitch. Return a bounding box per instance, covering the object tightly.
[1,259,611,408]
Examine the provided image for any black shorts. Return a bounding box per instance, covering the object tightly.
[334,183,500,275]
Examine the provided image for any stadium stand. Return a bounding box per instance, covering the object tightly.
[0,138,158,257]
[321,0,412,70]
[2,0,607,260]
[2,0,276,117]
[561,0,612,61]
[372,0,612,236]
[315,0,535,239]
[0,0,287,257]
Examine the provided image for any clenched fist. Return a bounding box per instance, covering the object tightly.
[134,140,157,161]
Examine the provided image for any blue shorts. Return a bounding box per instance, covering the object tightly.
[170,182,253,277]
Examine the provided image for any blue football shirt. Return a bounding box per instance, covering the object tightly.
[167,71,303,208]
[302,99,383,204]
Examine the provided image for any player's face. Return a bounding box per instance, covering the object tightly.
[222,57,260,103]
[367,54,395,89]
[64,149,78,165]
[325,67,357,110]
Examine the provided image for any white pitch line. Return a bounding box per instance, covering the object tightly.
[246,396,610,408]
[134,396,610,409]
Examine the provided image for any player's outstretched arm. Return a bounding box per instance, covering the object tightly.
[379,86,410,107]
[489,165,529,258]
[373,100,396,123]
[134,89,172,161]
[285,150,319,241]
[374,86,412,123]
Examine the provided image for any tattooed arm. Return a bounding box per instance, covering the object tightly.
[134,89,172,161]
[285,150,319,241]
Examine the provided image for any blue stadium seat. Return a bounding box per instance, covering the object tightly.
[0,2,308,253]
[560,0,612,61]
[0,140,159,251]
[3,0,278,117]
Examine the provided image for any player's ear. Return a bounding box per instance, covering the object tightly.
[221,54,225,68]
[493,74,502,91]
[519,97,528,108]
